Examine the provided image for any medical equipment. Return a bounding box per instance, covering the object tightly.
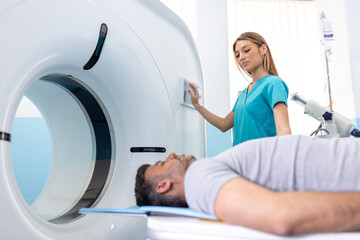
[319,12,334,111]
[0,0,205,239]
[146,216,360,240]
[320,12,334,55]
[2,0,360,239]
[291,92,360,138]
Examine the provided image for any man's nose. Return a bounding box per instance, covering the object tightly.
[165,152,176,162]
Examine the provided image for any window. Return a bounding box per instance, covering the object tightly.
[160,0,329,135]
[227,0,327,134]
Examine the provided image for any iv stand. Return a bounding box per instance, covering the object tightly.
[324,51,333,112]
[320,12,333,112]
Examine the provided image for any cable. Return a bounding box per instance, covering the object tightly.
[310,128,329,137]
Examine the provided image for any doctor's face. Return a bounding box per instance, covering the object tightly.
[144,152,196,181]
[234,40,264,73]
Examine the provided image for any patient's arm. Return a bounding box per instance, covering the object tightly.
[214,177,360,236]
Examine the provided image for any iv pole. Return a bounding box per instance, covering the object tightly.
[320,12,334,112]
[324,51,333,112]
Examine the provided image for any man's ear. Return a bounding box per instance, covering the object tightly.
[156,179,172,194]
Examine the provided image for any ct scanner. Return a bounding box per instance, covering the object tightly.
[0,0,205,238]
[2,1,360,240]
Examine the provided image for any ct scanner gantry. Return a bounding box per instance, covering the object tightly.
[3,1,360,240]
[0,0,205,239]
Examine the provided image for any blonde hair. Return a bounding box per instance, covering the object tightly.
[233,32,278,78]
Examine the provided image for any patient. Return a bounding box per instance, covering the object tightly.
[135,135,360,236]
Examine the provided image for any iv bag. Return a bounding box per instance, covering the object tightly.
[319,13,334,54]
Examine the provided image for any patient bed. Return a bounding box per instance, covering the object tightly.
[80,207,360,239]
[147,215,360,240]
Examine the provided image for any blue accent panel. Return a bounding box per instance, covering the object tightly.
[206,122,232,157]
[80,206,217,220]
[352,118,360,128]
[11,118,52,205]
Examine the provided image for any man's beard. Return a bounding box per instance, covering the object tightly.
[180,155,196,170]
[166,155,196,179]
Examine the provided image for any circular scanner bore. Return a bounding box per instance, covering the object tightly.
[12,74,114,224]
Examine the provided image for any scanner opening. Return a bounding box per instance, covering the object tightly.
[11,74,114,224]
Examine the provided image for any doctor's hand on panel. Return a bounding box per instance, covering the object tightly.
[188,83,201,108]
[188,32,291,146]
[135,134,360,237]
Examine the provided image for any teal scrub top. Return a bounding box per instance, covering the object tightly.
[232,75,289,146]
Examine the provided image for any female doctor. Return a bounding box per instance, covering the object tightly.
[189,32,291,145]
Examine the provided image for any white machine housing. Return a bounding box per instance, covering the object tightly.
[292,92,357,137]
[0,0,205,239]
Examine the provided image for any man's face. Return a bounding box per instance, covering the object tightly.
[144,152,196,182]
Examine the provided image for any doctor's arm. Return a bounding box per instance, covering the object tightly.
[214,178,360,236]
[189,83,234,133]
[273,102,291,135]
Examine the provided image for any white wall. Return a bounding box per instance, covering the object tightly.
[344,0,360,125]
[195,0,232,155]
[316,0,359,126]
[195,0,231,117]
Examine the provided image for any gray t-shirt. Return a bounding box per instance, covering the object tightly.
[184,135,360,216]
